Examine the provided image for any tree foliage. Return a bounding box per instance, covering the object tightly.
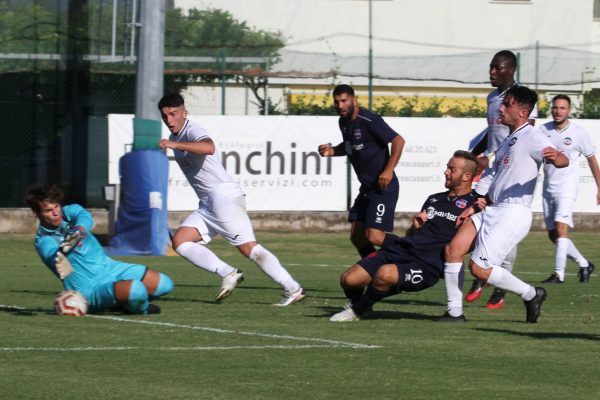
[579,89,600,119]
[0,3,286,113]
[0,2,66,71]
[163,7,285,114]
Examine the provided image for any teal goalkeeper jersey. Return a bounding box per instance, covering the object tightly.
[34,204,114,291]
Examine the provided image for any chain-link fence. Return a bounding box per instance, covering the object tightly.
[1,1,600,206]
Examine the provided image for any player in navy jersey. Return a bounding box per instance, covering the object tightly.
[318,84,405,258]
[329,150,478,322]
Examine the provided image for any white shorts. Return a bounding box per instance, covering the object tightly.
[181,183,256,246]
[543,196,575,229]
[470,204,532,269]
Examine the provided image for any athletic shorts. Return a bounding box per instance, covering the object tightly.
[470,204,532,269]
[78,261,148,311]
[348,189,398,232]
[543,196,576,229]
[357,249,439,293]
[181,183,256,246]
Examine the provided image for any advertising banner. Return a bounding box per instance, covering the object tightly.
[108,115,600,213]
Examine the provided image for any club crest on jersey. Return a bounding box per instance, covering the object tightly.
[509,137,518,146]
[426,206,436,219]
[455,198,468,209]
[496,153,511,170]
[354,129,362,140]
[563,137,572,146]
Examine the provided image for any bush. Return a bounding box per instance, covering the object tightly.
[287,94,337,115]
[579,89,600,119]
[445,98,486,118]
[287,93,489,118]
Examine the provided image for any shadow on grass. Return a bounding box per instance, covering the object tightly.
[364,310,439,321]
[475,327,600,341]
[157,297,220,305]
[383,298,445,307]
[313,305,436,321]
[174,283,282,291]
[0,305,53,316]
[10,290,58,296]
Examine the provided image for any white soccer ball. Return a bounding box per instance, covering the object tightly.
[54,290,88,316]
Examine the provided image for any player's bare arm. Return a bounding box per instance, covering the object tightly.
[542,147,569,168]
[584,155,600,205]
[378,135,405,190]
[412,210,428,229]
[159,138,216,155]
[475,155,489,175]
[471,129,488,157]
[455,203,478,227]
[318,142,345,157]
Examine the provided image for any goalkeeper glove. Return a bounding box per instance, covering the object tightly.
[55,252,74,280]
[59,226,85,253]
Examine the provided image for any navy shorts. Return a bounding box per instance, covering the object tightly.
[358,249,439,293]
[348,189,398,232]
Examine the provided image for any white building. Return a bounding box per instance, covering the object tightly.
[175,0,600,114]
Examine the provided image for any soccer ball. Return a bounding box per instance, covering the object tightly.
[54,290,88,316]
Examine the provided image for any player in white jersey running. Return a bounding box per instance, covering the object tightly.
[441,86,569,323]
[539,94,599,284]
[157,94,305,306]
[466,50,538,310]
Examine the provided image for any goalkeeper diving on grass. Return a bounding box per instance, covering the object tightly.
[25,184,174,315]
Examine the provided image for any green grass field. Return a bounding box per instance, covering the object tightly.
[1,231,599,400]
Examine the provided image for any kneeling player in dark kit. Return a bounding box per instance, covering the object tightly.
[330,150,478,322]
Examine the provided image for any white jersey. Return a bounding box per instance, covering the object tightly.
[486,83,538,155]
[171,118,241,199]
[539,121,595,198]
[487,123,553,207]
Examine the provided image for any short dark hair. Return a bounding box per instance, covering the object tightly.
[505,85,538,114]
[494,50,517,69]
[453,150,478,177]
[332,84,355,97]
[552,94,571,106]
[24,184,64,213]
[158,93,185,109]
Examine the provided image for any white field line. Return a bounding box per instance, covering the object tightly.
[1,305,381,350]
[89,315,380,349]
[0,344,355,352]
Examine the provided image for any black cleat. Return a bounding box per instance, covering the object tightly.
[465,279,486,302]
[578,262,595,283]
[524,287,547,323]
[146,304,161,315]
[541,273,564,284]
[486,289,506,309]
[434,312,466,322]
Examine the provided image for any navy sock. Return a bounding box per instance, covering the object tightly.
[358,243,376,258]
[343,286,364,304]
[351,285,388,315]
[382,233,402,248]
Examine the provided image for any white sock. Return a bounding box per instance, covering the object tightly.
[566,238,588,268]
[444,262,464,317]
[175,242,236,277]
[250,244,300,292]
[501,246,517,273]
[555,238,569,280]
[486,266,535,301]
